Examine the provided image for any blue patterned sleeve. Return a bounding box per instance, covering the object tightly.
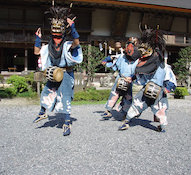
[120,58,138,77]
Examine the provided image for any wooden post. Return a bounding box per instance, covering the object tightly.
[24,49,28,71]
[34,72,44,96]
[37,81,41,96]
[187,57,191,90]
[104,41,107,57]
[164,50,168,64]
[87,44,91,83]
[0,48,3,73]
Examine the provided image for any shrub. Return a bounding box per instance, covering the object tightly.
[174,87,189,99]
[0,87,17,98]
[74,91,91,101]
[0,74,4,84]
[17,89,37,98]
[0,89,9,98]
[6,75,28,93]
[74,88,110,101]
[24,72,37,91]
[98,89,111,99]
[5,87,17,97]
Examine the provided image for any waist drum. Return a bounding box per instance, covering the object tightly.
[144,81,162,99]
[116,77,130,92]
[44,66,64,82]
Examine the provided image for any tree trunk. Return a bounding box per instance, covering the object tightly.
[83,44,91,91]
[187,62,191,89]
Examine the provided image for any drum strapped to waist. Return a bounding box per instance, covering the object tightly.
[116,77,130,92]
[44,66,73,82]
[144,81,162,99]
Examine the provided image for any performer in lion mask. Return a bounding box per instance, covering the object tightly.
[119,26,176,132]
[33,4,83,136]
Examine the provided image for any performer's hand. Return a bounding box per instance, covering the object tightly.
[68,17,79,47]
[164,88,170,94]
[110,55,116,60]
[102,56,112,64]
[67,17,75,27]
[124,77,132,83]
[35,28,42,38]
[101,61,106,66]
[34,28,42,55]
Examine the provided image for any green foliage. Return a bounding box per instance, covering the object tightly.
[72,100,107,105]
[5,87,17,96]
[6,75,28,93]
[80,45,104,80]
[16,88,37,98]
[0,87,17,98]
[0,89,9,98]
[24,72,37,91]
[173,46,191,85]
[174,87,189,99]
[74,88,110,101]
[0,74,4,83]
[1,73,40,98]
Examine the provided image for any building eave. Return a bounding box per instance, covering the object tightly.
[71,0,191,14]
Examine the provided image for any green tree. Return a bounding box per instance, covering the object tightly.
[173,46,191,88]
[78,44,104,89]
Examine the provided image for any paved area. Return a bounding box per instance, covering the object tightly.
[0,98,191,175]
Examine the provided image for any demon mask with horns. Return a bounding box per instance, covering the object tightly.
[135,25,166,74]
[45,4,75,36]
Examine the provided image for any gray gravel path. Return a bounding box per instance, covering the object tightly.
[0,98,191,175]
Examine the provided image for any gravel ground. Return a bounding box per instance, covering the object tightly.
[0,97,191,175]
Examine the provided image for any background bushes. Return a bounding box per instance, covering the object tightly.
[0,87,17,98]
[1,74,190,101]
[74,88,110,101]
[6,75,28,93]
[0,74,37,98]
[174,87,189,99]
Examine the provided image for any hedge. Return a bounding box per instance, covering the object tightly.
[174,87,189,99]
[74,88,110,101]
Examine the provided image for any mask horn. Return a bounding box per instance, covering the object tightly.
[139,22,143,34]
[52,0,55,6]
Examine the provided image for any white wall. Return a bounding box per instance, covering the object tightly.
[125,12,141,38]
[91,9,113,36]
[171,17,187,33]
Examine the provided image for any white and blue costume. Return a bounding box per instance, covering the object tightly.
[40,42,83,114]
[103,54,136,117]
[120,55,177,132]
[33,5,82,136]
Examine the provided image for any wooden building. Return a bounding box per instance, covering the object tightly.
[0,0,191,72]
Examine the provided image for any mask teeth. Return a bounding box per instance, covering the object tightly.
[51,26,65,33]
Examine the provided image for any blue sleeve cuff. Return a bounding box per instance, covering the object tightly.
[164,81,176,92]
[71,23,80,39]
[71,45,80,58]
[35,35,41,48]
[102,56,112,63]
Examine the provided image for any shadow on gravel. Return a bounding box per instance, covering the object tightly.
[36,113,77,129]
[128,118,157,132]
[97,110,157,132]
[111,110,125,121]
[93,110,105,114]
[95,110,125,121]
